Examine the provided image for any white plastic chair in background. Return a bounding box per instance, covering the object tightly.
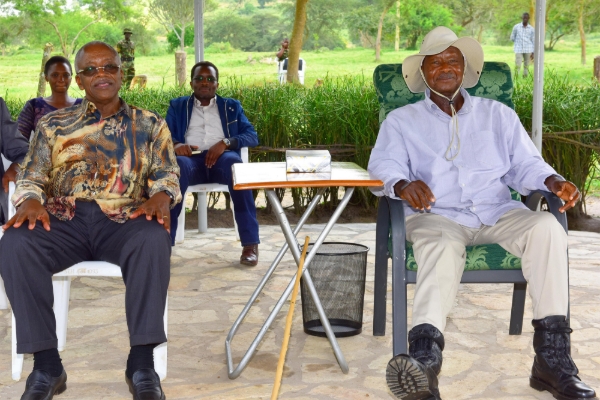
[175,147,249,244]
[5,182,168,382]
[278,58,306,84]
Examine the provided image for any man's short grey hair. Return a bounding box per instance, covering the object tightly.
[74,41,121,71]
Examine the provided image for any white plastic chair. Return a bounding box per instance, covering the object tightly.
[174,147,249,244]
[0,155,13,310]
[5,183,168,381]
[277,58,306,84]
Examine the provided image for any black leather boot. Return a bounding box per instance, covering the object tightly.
[386,324,444,400]
[530,316,596,400]
[409,323,444,376]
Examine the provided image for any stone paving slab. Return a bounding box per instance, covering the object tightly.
[1,225,599,399]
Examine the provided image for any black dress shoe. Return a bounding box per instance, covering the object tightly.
[125,369,166,400]
[21,369,67,400]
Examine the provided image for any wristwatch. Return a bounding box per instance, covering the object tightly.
[222,138,231,148]
[164,190,175,204]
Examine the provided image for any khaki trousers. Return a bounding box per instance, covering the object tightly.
[406,209,568,332]
[515,53,532,77]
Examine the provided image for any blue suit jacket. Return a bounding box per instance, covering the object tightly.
[165,94,258,156]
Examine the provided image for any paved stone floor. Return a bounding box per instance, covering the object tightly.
[1,224,599,400]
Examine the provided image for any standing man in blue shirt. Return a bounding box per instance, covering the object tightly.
[510,12,535,78]
[368,27,596,400]
[166,61,260,266]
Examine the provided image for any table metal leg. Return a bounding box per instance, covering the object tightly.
[225,187,354,378]
[226,188,325,379]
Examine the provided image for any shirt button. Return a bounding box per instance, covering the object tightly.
[472,207,477,211]
[461,183,465,187]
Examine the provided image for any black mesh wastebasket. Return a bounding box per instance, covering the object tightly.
[301,242,369,338]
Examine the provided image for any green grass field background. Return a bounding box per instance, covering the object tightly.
[2,36,600,99]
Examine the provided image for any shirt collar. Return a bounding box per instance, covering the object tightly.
[81,97,131,119]
[423,87,473,116]
[194,96,217,108]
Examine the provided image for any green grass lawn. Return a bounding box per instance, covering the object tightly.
[2,36,600,100]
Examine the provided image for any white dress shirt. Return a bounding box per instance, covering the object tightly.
[185,96,225,151]
[368,88,559,228]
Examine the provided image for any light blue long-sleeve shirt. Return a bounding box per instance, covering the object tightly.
[510,23,535,54]
[367,89,559,228]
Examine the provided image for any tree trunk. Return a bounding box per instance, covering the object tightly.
[530,0,535,26]
[175,50,187,86]
[594,56,600,81]
[578,0,586,65]
[37,43,54,98]
[179,23,186,51]
[375,1,394,61]
[477,24,483,43]
[287,0,309,84]
[394,0,400,52]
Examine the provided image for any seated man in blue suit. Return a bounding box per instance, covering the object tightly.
[166,61,260,266]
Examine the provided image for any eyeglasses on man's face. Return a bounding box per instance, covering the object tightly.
[193,76,217,83]
[76,64,121,77]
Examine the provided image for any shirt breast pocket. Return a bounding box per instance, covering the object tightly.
[471,131,505,169]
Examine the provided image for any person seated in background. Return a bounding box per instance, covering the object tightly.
[166,61,261,266]
[17,55,82,140]
[0,96,29,225]
[0,41,180,400]
[368,26,596,400]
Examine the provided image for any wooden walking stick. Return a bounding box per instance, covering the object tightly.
[271,236,310,400]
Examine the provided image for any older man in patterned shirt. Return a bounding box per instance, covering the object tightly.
[0,41,179,400]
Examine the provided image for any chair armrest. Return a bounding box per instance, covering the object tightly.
[241,147,249,163]
[525,190,567,234]
[8,181,15,219]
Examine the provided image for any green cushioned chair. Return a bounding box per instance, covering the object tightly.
[371,62,569,356]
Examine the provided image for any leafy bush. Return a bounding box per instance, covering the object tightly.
[167,26,194,52]
[205,42,235,54]
[5,75,599,214]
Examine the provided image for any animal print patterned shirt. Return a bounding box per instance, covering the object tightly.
[12,98,181,222]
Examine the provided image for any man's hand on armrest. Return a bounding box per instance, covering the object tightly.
[2,162,20,192]
[544,174,580,213]
[394,179,436,211]
[130,191,172,233]
[3,198,50,231]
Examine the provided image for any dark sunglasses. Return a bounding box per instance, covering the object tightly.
[76,64,121,77]
[193,76,217,83]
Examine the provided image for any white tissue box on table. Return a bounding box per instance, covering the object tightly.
[285,150,331,173]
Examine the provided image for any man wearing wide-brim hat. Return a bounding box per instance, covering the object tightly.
[117,28,135,89]
[368,26,596,400]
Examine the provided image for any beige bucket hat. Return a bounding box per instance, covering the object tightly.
[402,26,484,93]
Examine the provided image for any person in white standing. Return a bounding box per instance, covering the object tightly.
[510,12,535,78]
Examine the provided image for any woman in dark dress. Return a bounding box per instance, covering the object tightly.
[17,56,82,140]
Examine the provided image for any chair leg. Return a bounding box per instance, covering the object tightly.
[230,197,240,241]
[12,312,24,381]
[52,276,72,351]
[373,199,390,336]
[509,282,527,335]
[175,205,185,244]
[154,297,168,381]
[198,192,208,234]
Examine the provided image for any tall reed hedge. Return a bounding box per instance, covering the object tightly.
[5,74,599,216]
